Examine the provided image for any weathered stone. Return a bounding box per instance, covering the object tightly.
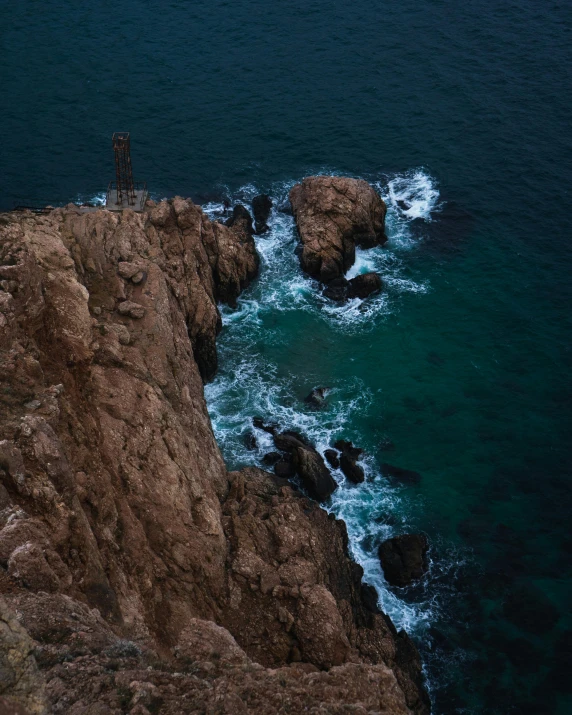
[290,176,387,282]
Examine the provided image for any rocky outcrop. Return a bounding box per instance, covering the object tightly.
[378,535,429,587]
[272,430,338,501]
[251,194,273,234]
[334,439,365,484]
[289,176,387,283]
[323,273,384,302]
[0,202,429,714]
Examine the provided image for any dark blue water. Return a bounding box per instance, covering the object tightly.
[2,1,571,712]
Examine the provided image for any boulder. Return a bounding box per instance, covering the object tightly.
[304,387,328,409]
[347,272,383,299]
[324,449,340,469]
[262,452,281,466]
[251,195,273,234]
[334,440,364,484]
[378,534,429,587]
[322,277,349,302]
[289,176,387,282]
[291,444,337,502]
[382,463,422,486]
[273,431,309,452]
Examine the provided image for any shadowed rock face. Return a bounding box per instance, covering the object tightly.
[379,534,429,587]
[289,176,387,283]
[0,201,429,714]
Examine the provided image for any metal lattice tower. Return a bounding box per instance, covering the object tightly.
[112,132,136,206]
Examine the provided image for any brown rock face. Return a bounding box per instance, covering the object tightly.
[0,202,429,714]
[289,176,388,282]
[0,597,47,714]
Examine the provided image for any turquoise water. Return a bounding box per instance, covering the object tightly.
[2,1,571,712]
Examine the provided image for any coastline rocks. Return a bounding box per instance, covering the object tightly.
[378,534,429,587]
[289,176,388,282]
[382,463,422,486]
[304,386,328,408]
[0,204,430,715]
[324,449,340,469]
[322,272,383,302]
[347,272,383,299]
[272,431,337,501]
[251,194,273,234]
[291,443,338,501]
[253,417,278,435]
[225,203,254,236]
[334,440,365,484]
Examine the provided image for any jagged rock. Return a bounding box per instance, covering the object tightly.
[304,387,328,408]
[252,417,278,435]
[324,449,340,469]
[225,204,254,236]
[382,463,422,485]
[323,273,383,302]
[322,278,349,301]
[243,431,258,450]
[0,597,46,714]
[251,194,273,234]
[333,440,365,484]
[289,176,387,282]
[378,534,429,587]
[262,451,281,466]
[291,444,337,501]
[347,272,383,299]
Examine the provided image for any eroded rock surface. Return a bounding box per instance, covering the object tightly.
[290,176,388,282]
[0,202,429,714]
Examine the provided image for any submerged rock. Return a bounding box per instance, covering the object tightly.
[252,194,273,234]
[382,463,422,486]
[378,534,429,587]
[253,417,279,435]
[304,386,329,408]
[289,175,387,282]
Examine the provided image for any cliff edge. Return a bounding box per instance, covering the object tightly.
[0,198,429,714]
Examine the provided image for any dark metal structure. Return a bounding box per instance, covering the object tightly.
[112,132,135,206]
[106,133,148,212]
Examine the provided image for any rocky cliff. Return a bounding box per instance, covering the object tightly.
[0,198,429,714]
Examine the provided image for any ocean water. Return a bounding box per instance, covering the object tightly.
[1,1,571,713]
